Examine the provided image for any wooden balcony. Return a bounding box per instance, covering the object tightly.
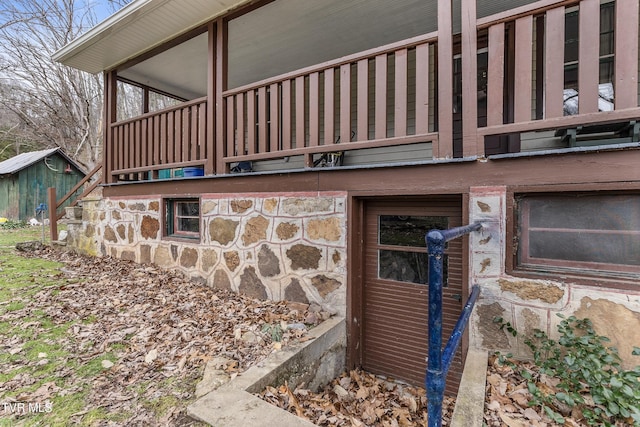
[222,32,437,170]
[104,0,640,183]
[108,98,209,181]
[476,0,640,142]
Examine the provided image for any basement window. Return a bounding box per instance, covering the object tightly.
[516,193,640,278]
[165,199,200,239]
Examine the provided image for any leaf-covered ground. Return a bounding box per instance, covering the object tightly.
[4,230,634,427]
[0,244,319,426]
[258,369,456,426]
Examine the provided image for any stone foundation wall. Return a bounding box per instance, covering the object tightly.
[66,192,347,315]
[468,186,640,369]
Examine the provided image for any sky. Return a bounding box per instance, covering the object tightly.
[83,0,128,24]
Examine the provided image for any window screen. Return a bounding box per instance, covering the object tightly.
[517,194,640,276]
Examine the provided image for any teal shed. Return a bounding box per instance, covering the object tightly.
[0,148,86,220]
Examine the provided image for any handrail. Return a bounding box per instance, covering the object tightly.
[476,0,579,29]
[55,163,102,210]
[425,222,483,427]
[223,31,438,97]
[48,163,103,241]
[109,96,207,127]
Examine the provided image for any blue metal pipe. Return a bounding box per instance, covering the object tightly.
[426,229,446,426]
[425,222,482,427]
[442,284,480,375]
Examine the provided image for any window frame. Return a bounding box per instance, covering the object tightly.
[376,214,451,286]
[164,197,201,240]
[507,188,640,289]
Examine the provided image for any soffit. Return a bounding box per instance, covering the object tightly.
[52,0,251,74]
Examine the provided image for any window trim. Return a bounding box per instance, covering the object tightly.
[506,186,640,290]
[164,197,201,241]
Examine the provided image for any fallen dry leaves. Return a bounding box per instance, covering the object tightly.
[1,246,324,425]
[257,369,456,426]
[483,354,636,427]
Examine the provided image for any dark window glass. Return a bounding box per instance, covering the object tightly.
[379,215,448,247]
[379,250,448,285]
[378,215,449,285]
[166,199,200,238]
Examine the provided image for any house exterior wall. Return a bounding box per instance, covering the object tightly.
[468,186,640,370]
[67,192,348,315]
[66,146,640,378]
[56,0,640,387]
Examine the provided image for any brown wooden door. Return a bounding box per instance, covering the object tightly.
[362,197,465,394]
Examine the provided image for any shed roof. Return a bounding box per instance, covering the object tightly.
[0,148,85,176]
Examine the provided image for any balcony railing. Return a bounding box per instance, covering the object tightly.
[222,32,438,169]
[478,0,640,138]
[104,0,640,182]
[109,97,208,181]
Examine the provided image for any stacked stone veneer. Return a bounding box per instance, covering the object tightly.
[67,192,347,315]
[468,186,640,369]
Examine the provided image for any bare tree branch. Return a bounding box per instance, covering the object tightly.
[0,0,130,168]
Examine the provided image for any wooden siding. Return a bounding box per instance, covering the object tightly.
[0,155,84,220]
[104,0,640,182]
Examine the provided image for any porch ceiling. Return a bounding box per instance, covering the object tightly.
[55,0,439,100]
[52,0,252,75]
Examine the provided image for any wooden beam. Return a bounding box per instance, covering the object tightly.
[487,23,505,126]
[295,76,305,147]
[395,49,408,137]
[215,19,228,174]
[340,64,351,144]
[578,0,600,114]
[615,0,639,109]
[309,72,319,147]
[48,187,57,241]
[357,59,369,141]
[462,0,479,157]
[437,0,454,158]
[206,21,216,175]
[415,43,430,135]
[514,15,533,123]
[269,83,280,151]
[544,7,565,118]
[282,79,292,150]
[324,69,335,145]
[375,54,387,140]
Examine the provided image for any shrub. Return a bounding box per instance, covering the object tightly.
[494,314,640,426]
[0,219,28,229]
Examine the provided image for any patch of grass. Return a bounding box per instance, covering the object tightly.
[3,300,26,312]
[81,314,98,324]
[77,353,118,378]
[0,226,45,246]
[35,390,89,427]
[0,228,91,426]
[143,394,181,418]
